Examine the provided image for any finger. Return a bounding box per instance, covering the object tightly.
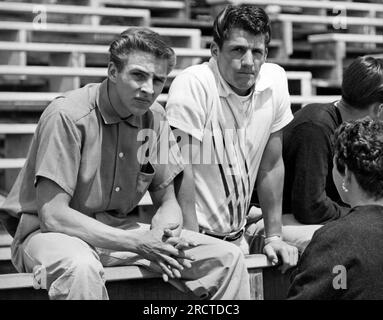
[278,248,291,274]
[159,243,196,262]
[160,254,185,272]
[174,240,196,250]
[172,268,182,278]
[263,244,279,266]
[175,257,193,269]
[165,223,180,231]
[158,261,174,280]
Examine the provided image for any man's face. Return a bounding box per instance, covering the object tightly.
[108,50,168,117]
[212,28,268,96]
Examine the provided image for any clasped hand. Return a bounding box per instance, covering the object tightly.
[137,223,197,282]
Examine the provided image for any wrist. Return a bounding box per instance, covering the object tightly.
[264,235,282,245]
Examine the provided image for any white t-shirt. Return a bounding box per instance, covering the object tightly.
[166,58,293,234]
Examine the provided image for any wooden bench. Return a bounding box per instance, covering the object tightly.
[96,0,187,18]
[0,92,340,113]
[308,33,383,83]
[0,21,202,50]
[0,41,210,72]
[207,0,383,16]
[274,14,383,58]
[0,1,150,26]
[0,65,313,95]
[0,253,277,300]
[206,0,383,57]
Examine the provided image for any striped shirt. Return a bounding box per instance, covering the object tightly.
[166,58,293,234]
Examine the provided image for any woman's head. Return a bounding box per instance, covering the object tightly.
[333,119,383,203]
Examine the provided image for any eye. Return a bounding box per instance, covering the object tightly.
[154,78,165,85]
[132,72,146,80]
[233,47,244,53]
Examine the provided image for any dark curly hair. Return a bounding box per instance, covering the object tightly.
[109,27,176,74]
[334,119,383,199]
[213,5,271,49]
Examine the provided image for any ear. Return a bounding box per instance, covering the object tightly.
[377,103,383,119]
[108,61,118,84]
[264,47,268,61]
[210,42,219,59]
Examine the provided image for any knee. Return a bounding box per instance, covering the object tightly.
[67,254,104,279]
[48,255,106,300]
[210,241,245,267]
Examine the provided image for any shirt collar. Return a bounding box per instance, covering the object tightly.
[208,57,272,98]
[96,79,144,128]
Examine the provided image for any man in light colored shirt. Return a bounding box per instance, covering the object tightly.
[166,5,298,272]
[0,27,250,300]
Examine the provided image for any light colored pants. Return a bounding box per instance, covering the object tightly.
[245,214,323,253]
[16,223,250,300]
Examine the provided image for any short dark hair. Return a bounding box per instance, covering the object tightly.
[334,119,383,200]
[213,5,271,48]
[109,27,176,73]
[342,56,383,109]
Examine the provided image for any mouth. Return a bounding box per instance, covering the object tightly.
[238,71,254,75]
[134,97,152,105]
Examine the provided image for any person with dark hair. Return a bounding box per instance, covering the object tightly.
[0,27,250,300]
[274,56,383,252]
[166,5,298,272]
[288,119,383,299]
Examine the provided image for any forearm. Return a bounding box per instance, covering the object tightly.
[151,197,183,234]
[40,206,141,253]
[174,165,199,232]
[257,162,284,237]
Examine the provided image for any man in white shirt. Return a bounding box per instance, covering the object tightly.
[166,5,298,272]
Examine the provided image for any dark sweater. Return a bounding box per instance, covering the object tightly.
[282,102,349,224]
[288,205,383,300]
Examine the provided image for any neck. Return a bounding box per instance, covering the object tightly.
[351,198,383,208]
[336,98,369,122]
[348,186,383,208]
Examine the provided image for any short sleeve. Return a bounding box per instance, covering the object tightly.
[270,67,293,133]
[34,110,81,196]
[166,71,208,142]
[148,108,184,192]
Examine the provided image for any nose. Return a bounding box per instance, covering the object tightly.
[141,78,154,95]
[242,50,254,67]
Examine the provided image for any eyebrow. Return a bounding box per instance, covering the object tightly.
[130,67,166,82]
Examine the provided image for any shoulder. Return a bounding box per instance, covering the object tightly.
[173,63,213,88]
[288,103,339,132]
[257,63,288,94]
[260,63,287,83]
[43,83,99,123]
[261,62,286,74]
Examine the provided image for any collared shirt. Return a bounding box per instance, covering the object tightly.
[1,79,183,249]
[166,58,293,234]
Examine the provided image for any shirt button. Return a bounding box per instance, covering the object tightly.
[115,187,121,192]
[118,152,124,158]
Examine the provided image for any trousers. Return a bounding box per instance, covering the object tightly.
[14,223,250,300]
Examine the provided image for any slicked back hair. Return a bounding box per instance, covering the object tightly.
[109,27,176,74]
[213,5,271,49]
